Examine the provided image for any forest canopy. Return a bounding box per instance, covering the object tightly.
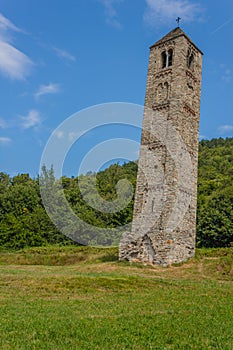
[0,137,232,250]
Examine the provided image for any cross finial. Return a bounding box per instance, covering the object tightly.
[176,17,181,27]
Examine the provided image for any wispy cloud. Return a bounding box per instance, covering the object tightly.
[0,118,7,129]
[99,0,124,29]
[20,110,42,129]
[34,83,61,98]
[0,13,21,38]
[0,41,33,80]
[53,47,76,62]
[220,64,232,83]
[218,125,233,135]
[0,13,33,80]
[68,131,83,141]
[0,136,11,144]
[222,69,232,83]
[54,130,83,141]
[144,0,203,27]
[54,130,64,139]
[212,16,233,35]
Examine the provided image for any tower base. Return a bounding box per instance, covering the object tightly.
[119,231,195,266]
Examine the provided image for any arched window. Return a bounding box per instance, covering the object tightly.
[187,51,194,69]
[164,82,169,100]
[157,83,163,102]
[168,49,173,67]
[161,50,173,68]
[161,51,167,68]
[187,50,190,67]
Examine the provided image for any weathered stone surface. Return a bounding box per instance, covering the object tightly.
[119,27,203,266]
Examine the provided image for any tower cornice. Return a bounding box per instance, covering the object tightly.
[150,27,203,55]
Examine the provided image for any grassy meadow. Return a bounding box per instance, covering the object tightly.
[0,246,232,349]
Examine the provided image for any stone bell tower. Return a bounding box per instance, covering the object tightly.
[119,27,203,265]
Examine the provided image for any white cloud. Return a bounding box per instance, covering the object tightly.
[0,13,33,80]
[219,64,232,83]
[0,13,20,32]
[0,13,21,41]
[0,118,7,128]
[218,125,233,134]
[222,69,232,83]
[21,110,42,129]
[68,131,84,141]
[55,130,64,139]
[54,130,84,141]
[53,47,76,62]
[34,83,61,98]
[144,0,203,27]
[0,136,11,144]
[0,41,33,80]
[99,0,124,29]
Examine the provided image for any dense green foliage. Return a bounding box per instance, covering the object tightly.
[197,137,233,247]
[0,162,137,248]
[0,172,72,249]
[0,137,232,249]
[0,246,232,349]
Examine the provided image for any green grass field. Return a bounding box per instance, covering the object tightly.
[0,246,232,349]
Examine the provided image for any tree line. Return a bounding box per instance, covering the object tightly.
[0,137,232,249]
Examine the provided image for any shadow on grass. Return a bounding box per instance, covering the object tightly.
[99,254,119,262]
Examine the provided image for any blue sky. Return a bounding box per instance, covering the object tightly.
[0,0,233,177]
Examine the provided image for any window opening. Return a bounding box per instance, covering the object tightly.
[162,51,167,68]
[187,52,194,69]
[162,50,173,68]
[168,49,173,67]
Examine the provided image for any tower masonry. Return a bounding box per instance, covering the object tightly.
[119,27,203,265]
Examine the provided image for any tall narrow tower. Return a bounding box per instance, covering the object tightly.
[120,27,203,265]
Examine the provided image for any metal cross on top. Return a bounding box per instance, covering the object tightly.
[176,17,181,27]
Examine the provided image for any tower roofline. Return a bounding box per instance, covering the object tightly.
[150,27,203,55]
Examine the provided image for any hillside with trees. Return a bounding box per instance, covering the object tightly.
[0,137,232,250]
[197,137,233,247]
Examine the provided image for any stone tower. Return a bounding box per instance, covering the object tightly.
[119,27,203,265]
